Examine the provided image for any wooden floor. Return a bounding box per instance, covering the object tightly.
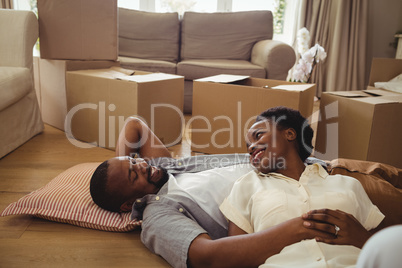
[0,122,193,267]
[0,102,319,267]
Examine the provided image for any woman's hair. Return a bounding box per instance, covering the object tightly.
[90,160,125,212]
[256,106,314,162]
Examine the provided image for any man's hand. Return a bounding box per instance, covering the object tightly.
[302,208,371,248]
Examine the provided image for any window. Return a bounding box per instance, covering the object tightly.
[13,0,34,12]
[231,0,287,36]
[155,0,217,14]
[118,0,140,10]
[14,0,297,45]
[231,0,275,12]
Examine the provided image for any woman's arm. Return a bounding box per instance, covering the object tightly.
[227,220,248,236]
[188,217,333,268]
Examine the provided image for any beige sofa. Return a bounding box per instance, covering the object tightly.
[0,9,44,158]
[118,9,296,114]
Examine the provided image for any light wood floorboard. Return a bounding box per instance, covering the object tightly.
[0,123,182,267]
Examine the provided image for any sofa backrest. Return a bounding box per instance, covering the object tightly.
[181,11,273,61]
[118,8,180,62]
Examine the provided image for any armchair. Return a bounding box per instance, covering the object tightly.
[0,9,44,158]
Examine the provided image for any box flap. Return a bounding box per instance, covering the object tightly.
[65,60,121,72]
[364,88,401,97]
[327,91,368,98]
[364,88,388,96]
[115,73,183,83]
[356,96,401,105]
[111,66,135,75]
[67,67,134,79]
[271,84,314,92]
[195,74,250,83]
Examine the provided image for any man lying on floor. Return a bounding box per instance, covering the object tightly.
[89,107,397,268]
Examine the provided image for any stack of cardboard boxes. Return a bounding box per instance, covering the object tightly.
[315,58,402,168]
[35,0,119,131]
[35,0,184,149]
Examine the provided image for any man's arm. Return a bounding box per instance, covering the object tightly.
[302,209,374,248]
[115,117,172,159]
[188,218,333,268]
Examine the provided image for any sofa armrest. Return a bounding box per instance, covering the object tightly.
[251,40,296,80]
[0,10,38,70]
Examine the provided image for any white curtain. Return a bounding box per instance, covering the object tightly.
[292,0,368,96]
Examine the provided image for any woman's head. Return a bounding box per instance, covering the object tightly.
[246,106,314,173]
[90,156,169,212]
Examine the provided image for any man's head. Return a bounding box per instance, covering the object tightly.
[246,106,314,173]
[90,156,169,212]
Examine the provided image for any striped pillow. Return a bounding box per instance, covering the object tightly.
[1,163,141,232]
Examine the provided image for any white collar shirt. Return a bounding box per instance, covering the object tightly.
[220,163,384,268]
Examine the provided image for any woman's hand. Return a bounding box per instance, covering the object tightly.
[302,209,371,248]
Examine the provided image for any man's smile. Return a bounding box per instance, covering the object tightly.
[149,166,159,182]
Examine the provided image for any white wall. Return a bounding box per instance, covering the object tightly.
[365,0,402,85]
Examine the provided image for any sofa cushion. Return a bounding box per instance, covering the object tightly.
[118,8,180,62]
[0,67,32,111]
[328,158,402,231]
[177,59,266,80]
[118,56,177,74]
[181,11,273,61]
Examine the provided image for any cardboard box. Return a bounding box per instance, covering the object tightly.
[314,90,402,168]
[315,58,402,167]
[368,58,402,87]
[191,75,316,154]
[66,68,184,150]
[35,59,120,130]
[38,0,118,60]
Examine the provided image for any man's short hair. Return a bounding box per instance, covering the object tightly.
[256,106,314,162]
[90,160,125,212]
